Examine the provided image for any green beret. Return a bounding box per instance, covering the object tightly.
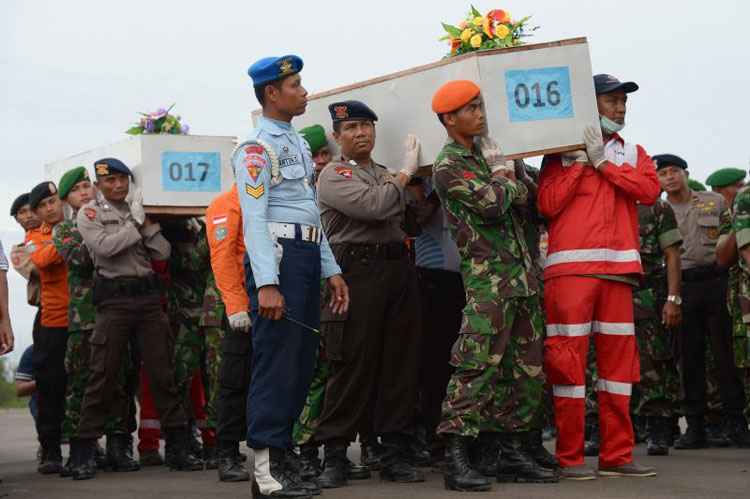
[687,179,706,192]
[58,166,90,199]
[705,168,746,188]
[300,124,328,155]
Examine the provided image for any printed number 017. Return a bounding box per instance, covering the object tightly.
[168,162,210,182]
[514,81,561,109]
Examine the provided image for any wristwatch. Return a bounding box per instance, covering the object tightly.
[667,295,682,306]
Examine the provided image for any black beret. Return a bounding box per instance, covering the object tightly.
[328,100,378,124]
[10,193,30,217]
[29,182,59,210]
[93,157,133,177]
[652,154,688,171]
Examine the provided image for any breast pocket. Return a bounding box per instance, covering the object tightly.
[697,215,720,246]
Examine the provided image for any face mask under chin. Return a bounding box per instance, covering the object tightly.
[600,115,625,134]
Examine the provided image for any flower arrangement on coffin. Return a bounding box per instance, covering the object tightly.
[126,104,189,135]
[440,5,538,57]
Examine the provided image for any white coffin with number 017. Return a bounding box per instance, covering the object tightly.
[45,134,237,214]
[286,37,597,169]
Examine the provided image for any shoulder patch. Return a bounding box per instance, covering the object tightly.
[212,215,228,225]
[334,166,353,179]
[84,207,97,221]
[245,183,265,199]
[232,139,280,185]
[214,226,228,241]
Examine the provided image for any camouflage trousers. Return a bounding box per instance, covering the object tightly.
[633,316,679,417]
[63,329,131,439]
[293,354,329,446]
[438,295,545,437]
[171,316,205,422]
[203,326,222,430]
[730,296,750,420]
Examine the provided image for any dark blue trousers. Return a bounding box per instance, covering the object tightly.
[245,237,321,449]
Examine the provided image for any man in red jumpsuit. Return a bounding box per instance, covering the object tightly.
[538,74,660,480]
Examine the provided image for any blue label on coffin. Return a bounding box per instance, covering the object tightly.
[161,151,221,192]
[504,66,574,122]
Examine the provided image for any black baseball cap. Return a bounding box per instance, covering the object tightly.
[593,74,639,96]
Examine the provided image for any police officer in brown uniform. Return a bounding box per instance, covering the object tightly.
[656,154,748,448]
[313,101,423,488]
[74,158,202,479]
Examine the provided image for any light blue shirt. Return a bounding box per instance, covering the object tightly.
[234,116,340,288]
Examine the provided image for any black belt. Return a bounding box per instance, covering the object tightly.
[682,265,726,283]
[93,274,161,304]
[332,242,407,261]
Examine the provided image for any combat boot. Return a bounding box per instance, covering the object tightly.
[471,432,500,477]
[251,447,311,498]
[317,443,348,489]
[442,435,492,492]
[71,439,97,481]
[37,440,63,475]
[360,439,384,470]
[217,440,249,482]
[61,439,79,477]
[204,443,218,470]
[139,449,164,466]
[725,415,750,448]
[346,458,371,480]
[107,433,140,472]
[583,417,600,457]
[379,433,425,483]
[284,449,321,496]
[297,444,321,482]
[164,428,204,471]
[706,421,731,447]
[496,433,559,483]
[646,417,670,456]
[674,416,707,449]
[525,430,559,470]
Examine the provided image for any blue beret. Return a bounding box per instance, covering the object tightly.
[328,100,378,124]
[93,158,133,177]
[705,168,747,188]
[652,154,688,171]
[248,55,304,87]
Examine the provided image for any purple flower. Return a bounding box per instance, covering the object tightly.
[145,119,155,133]
[181,123,190,134]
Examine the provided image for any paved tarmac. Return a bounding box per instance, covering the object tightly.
[1,409,748,499]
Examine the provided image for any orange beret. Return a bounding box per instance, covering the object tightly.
[431,80,481,114]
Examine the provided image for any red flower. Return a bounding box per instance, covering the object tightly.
[488,9,510,23]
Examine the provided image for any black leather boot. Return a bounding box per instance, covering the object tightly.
[496,433,558,483]
[360,440,384,470]
[298,444,321,481]
[471,432,500,477]
[203,444,218,470]
[379,434,425,483]
[284,450,321,496]
[317,444,348,489]
[725,415,750,448]
[674,416,707,449]
[107,434,140,472]
[165,428,204,471]
[346,458,371,480]
[443,435,492,492]
[72,439,97,481]
[38,440,63,475]
[61,440,78,477]
[525,430,559,469]
[646,416,670,456]
[251,447,311,498]
[217,440,249,482]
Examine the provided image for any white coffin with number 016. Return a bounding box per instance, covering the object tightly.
[286,37,598,170]
[45,134,237,214]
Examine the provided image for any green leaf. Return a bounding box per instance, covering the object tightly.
[125,126,143,135]
[470,4,482,18]
[442,22,462,38]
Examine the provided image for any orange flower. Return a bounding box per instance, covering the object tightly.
[450,38,461,54]
[482,16,494,38]
[488,9,510,23]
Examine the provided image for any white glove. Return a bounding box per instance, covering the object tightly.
[399,134,421,177]
[478,136,506,172]
[583,125,606,168]
[228,312,251,332]
[126,185,146,226]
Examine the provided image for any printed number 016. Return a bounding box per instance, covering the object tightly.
[514,81,561,109]
[168,162,210,182]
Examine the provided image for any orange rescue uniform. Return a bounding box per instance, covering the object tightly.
[29,223,69,328]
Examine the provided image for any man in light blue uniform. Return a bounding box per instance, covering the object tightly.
[233,54,349,499]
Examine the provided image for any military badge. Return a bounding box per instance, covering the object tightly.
[334,166,353,179]
[95,163,110,176]
[279,58,293,76]
[334,105,349,120]
[215,226,228,241]
[84,207,97,221]
[48,182,57,194]
[706,227,719,240]
[245,183,265,199]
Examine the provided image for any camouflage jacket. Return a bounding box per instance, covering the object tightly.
[167,221,211,322]
[52,217,95,331]
[200,272,226,328]
[731,186,750,325]
[637,200,682,292]
[432,140,536,300]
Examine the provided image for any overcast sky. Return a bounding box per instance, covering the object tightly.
[2,0,749,365]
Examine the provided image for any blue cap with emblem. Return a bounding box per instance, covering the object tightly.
[248,55,304,87]
[93,158,133,177]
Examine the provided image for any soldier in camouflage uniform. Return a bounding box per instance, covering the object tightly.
[161,218,213,463]
[53,167,139,477]
[200,273,223,444]
[430,80,556,491]
[632,200,683,455]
